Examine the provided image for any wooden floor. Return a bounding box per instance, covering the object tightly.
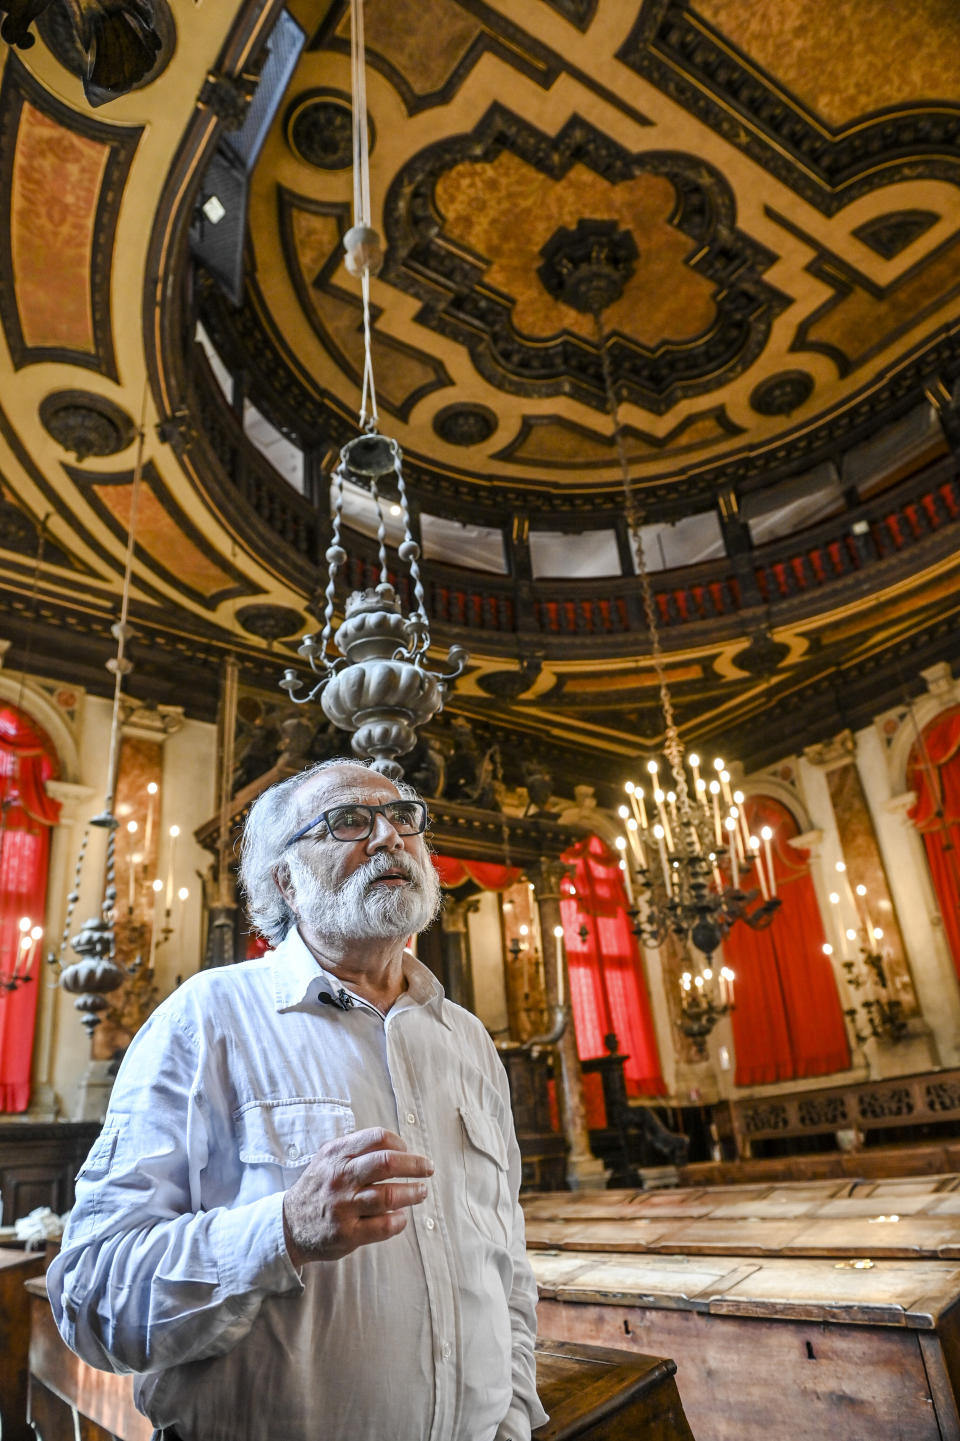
[524,1174,960,1441]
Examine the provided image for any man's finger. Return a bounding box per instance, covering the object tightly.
[354,1181,428,1215]
[350,1147,434,1189]
[337,1126,407,1158]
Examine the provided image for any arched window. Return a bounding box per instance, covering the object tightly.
[559,834,665,1097]
[725,796,850,1087]
[907,705,960,980]
[0,705,61,1112]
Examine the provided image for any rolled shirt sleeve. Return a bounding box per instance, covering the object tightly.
[47,1008,303,1376]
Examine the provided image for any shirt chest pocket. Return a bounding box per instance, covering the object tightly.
[458,1104,511,1248]
[236,1098,356,1172]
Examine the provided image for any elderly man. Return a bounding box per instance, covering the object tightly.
[48,758,548,1441]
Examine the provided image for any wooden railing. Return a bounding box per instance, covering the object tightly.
[186,344,960,647]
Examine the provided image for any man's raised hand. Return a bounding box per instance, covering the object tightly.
[281,1126,434,1266]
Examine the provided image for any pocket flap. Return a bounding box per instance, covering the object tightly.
[236,1099,355,1166]
[459,1104,508,1172]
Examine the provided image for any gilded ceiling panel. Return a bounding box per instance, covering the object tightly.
[72,465,255,609]
[693,0,960,127]
[0,57,139,377]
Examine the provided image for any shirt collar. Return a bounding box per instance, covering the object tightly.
[271,927,452,1028]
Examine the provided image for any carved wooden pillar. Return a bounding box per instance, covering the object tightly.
[528,857,606,1190]
[439,896,478,1011]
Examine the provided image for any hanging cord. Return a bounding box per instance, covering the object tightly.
[593,309,693,842]
[349,0,379,431]
[101,384,148,816]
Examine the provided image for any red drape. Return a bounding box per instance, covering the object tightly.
[432,855,521,891]
[0,706,61,1112]
[907,707,960,981]
[559,834,665,1097]
[727,797,850,1086]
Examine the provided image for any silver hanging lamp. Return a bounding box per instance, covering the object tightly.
[280,0,467,778]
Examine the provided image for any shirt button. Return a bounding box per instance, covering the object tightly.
[425,1217,436,1231]
[440,1341,452,1359]
[405,1111,417,1125]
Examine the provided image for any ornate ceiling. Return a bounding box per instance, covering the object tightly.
[0,0,959,797]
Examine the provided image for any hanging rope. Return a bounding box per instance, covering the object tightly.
[346,0,380,432]
[101,381,148,816]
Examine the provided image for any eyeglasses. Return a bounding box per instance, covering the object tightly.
[285,800,429,847]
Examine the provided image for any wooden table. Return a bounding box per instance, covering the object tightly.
[525,1177,960,1441]
[523,1174,960,1259]
[23,1278,695,1440]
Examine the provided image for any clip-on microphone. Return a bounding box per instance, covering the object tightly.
[318,987,355,1012]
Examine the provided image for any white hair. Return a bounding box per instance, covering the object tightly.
[237,756,423,946]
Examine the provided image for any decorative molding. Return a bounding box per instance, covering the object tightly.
[853,210,940,261]
[40,390,135,462]
[235,603,306,641]
[36,0,175,104]
[285,91,357,169]
[381,107,789,416]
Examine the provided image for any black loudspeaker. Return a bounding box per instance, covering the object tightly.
[190,8,305,306]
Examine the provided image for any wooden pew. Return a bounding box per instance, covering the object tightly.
[23,1277,696,1440]
[0,1248,47,1441]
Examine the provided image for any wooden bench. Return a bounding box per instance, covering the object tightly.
[22,1277,695,1440]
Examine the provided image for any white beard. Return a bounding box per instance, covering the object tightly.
[290,847,442,944]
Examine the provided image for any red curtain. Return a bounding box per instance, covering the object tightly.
[432,855,521,891]
[0,706,61,1112]
[559,834,665,1097]
[727,797,850,1086]
[907,707,960,981]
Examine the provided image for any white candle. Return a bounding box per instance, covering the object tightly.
[553,925,565,1008]
[619,857,635,905]
[144,781,158,857]
[761,826,776,896]
[750,836,769,899]
[720,769,733,808]
[165,825,180,910]
[26,925,42,974]
[726,818,739,887]
[625,816,643,865]
[654,824,671,890]
[654,789,674,851]
[710,782,722,845]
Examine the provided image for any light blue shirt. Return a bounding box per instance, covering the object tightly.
[47,931,548,1441]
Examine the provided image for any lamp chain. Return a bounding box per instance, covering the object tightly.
[592,309,692,830]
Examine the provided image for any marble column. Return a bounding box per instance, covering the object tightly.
[440,896,479,1011]
[528,857,607,1190]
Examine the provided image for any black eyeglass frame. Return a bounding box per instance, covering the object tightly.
[284,800,429,848]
